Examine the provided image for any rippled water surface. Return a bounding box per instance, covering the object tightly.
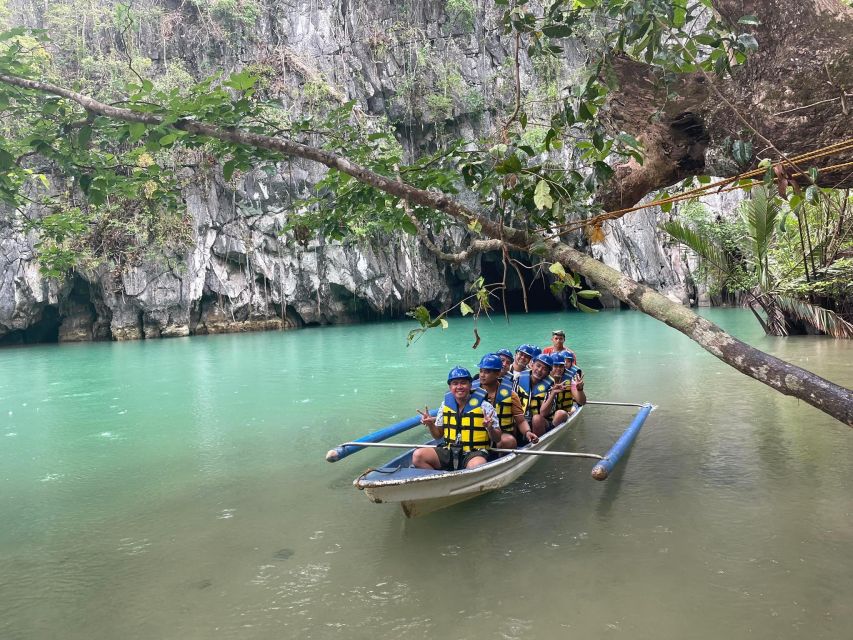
[1,309,851,639]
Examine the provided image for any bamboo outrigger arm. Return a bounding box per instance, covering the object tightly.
[325,410,439,462]
[590,403,655,480]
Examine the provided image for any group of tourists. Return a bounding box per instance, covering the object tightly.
[413,329,586,471]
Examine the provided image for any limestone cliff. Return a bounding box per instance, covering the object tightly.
[0,0,724,344]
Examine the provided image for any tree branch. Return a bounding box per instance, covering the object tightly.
[403,211,504,263]
[1,71,851,426]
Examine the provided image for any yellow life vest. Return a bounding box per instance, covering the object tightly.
[516,371,552,420]
[474,380,515,433]
[442,387,491,452]
[548,373,574,414]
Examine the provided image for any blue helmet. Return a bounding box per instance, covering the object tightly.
[447,366,473,384]
[534,353,554,369]
[516,344,538,358]
[477,354,503,371]
[496,348,513,360]
[532,346,542,358]
[560,350,576,365]
[550,352,566,366]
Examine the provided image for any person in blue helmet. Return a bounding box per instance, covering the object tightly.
[495,348,514,381]
[559,350,585,405]
[473,354,538,449]
[413,366,502,470]
[539,351,583,426]
[516,353,556,435]
[561,350,581,379]
[509,343,538,387]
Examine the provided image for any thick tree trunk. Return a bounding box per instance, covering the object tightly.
[602,0,853,211]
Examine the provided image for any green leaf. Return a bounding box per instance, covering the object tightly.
[159,133,178,147]
[737,15,760,25]
[577,290,601,299]
[732,139,753,166]
[788,194,803,210]
[737,33,759,52]
[128,122,147,142]
[534,179,554,210]
[439,318,449,329]
[694,34,719,46]
[400,217,418,235]
[617,132,642,150]
[76,125,92,148]
[549,262,567,278]
[673,3,687,28]
[0,148,13,170]
[593,161,614,183]
[87,186,105,206]
[495,154,522,174]
[576,302,598,313]
[460,301,474,316]
[542,24,574,38]
[222,159,237,182]
[805,184,819,204]
[224,72,258,91]
[660,191,672,213]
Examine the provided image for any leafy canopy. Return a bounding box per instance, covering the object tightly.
[0,0,755,279]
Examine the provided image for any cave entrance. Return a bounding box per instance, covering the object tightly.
[58,275,112,342]
[479,251,565,313]
[0,305,60,346]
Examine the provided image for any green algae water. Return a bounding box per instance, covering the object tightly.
[1,309,852,640]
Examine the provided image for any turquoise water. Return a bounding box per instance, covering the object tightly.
[1,309,851,639]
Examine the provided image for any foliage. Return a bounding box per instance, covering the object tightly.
[406,276,495,346]
[663,186,853,336]
[548,262,600,312]
[445,0,476,34]
[0,1,774,303]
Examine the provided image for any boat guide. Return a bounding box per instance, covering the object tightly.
[326,401,654,518]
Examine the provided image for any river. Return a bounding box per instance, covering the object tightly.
[1,309,851,639]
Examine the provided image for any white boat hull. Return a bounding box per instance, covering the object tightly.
[355,406,583,517]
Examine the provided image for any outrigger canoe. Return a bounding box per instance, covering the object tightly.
[354,406,586,517]
[327,401,653,518]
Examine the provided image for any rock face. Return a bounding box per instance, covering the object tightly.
[0,0,735,344]
[1,175,470,343]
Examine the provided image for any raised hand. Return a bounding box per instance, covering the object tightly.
[416,406,435,426]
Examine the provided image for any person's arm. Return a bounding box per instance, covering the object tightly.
[418,404,445,440]
[571,372,587,406]
[539,382,564,416]
[511,392,538,444]
[482,402,502,445]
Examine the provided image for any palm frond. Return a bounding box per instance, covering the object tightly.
[775,295,853,338]
[743,185,781,258]
[662,220,733,275]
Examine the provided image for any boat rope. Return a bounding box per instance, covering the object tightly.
[542,137,853,236]
[356,465,402,483]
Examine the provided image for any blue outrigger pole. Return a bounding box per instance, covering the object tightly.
[325,409,439,462]
[590,402,653,480]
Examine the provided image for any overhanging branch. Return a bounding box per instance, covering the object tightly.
[403,211,504,263]
[1,72,850,426]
